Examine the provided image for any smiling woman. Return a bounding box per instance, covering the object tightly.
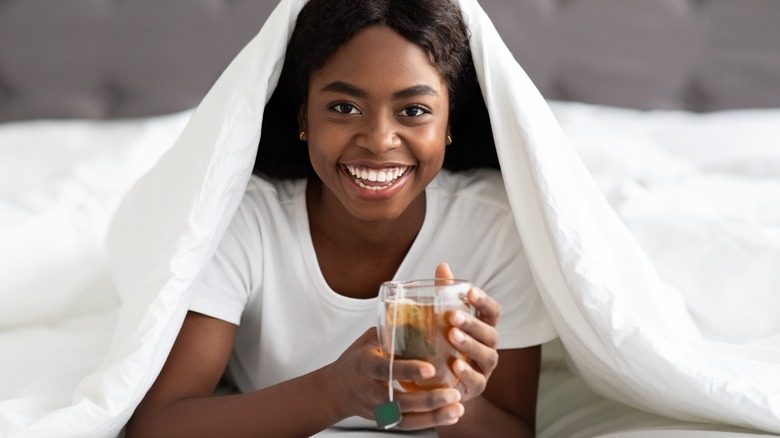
[125,0,555,437]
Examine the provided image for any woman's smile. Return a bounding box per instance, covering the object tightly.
[343,163,413,192]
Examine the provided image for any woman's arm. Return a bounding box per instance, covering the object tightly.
[125,311,344,438]
[437,346,541,438]
[127,311,466,437]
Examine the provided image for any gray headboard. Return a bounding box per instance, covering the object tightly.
[2,0,780,122]
[491,0,780,111]
[0,0,276,121]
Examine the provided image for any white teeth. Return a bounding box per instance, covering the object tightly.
[355,179,390,190]
[345,165,409,187]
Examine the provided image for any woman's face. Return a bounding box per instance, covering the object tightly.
[301,25,450,223]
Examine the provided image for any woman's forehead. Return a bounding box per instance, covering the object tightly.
[309,26,447,96]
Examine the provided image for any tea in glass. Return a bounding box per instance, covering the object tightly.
[378,279,474,391]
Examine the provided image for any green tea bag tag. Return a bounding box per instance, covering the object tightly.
[374,400,402,430]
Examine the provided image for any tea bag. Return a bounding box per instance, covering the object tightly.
[389,300,436,360]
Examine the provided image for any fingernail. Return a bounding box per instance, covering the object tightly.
[451,403,465,418]
[454,359,467,373]
[445,390,461,404]
[451,328,465,343]
[450,310,466,326]
[422,366,435,378]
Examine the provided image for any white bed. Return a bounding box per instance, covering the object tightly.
[2,0,779,436]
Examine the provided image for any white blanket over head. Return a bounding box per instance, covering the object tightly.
[2,0,778,436]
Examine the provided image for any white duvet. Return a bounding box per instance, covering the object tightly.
[1,0,779,436]
[538,102,780,438]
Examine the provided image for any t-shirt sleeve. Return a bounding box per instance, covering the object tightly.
[189,195,261,326]
[482,214,557,349]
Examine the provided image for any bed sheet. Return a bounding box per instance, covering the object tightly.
[537,339,777,438]
[1,102,779,436]
[0,111,190,435]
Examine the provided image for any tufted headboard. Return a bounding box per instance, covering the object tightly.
[0,0,276,121]
[1,0,779,122]
[490,0,780,111]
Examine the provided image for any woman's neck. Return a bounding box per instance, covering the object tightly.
[305,178,426,298]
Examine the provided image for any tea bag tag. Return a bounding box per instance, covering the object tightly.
[375,286,402,430]
[374,400,402,430]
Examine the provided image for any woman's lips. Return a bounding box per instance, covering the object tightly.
[344,164,412,191]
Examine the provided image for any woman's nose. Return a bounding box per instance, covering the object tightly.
[356,113,401,154]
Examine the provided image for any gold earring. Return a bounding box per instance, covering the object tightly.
[446,135,452,145]
[299,131,306,141]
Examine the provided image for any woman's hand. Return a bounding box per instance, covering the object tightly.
[435,262,501,403]
[326,262,501,430]
[327,328,466,430]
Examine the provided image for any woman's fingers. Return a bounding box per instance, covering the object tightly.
[435,262,454,280]
[367,357,436,383]
[449,324,499,376]
[449,308,498,349]
[397,402,465,430]
[342,329,470,427]
[451,358,488,400]
[369,368,465,429]
[395,388,461,413]
[468,286,500,327]
[448,290,500,366]
[447,292,501,397]
[432,264,499,327]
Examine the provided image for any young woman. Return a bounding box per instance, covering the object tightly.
[126,0,555,436]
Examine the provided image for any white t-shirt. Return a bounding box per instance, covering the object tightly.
[190,168,556,394]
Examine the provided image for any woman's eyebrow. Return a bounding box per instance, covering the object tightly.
[320,81,367,97]
[319,82,440,100]
[392,85,440,100]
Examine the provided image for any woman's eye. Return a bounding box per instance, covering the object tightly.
[399,106,429,117]
[331,103,360,114]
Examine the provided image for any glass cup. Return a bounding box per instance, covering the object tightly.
[377,279,474,392]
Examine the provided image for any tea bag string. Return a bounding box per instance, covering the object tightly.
[388,295,400,402]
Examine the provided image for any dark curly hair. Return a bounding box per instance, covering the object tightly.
[254,0,498,179]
